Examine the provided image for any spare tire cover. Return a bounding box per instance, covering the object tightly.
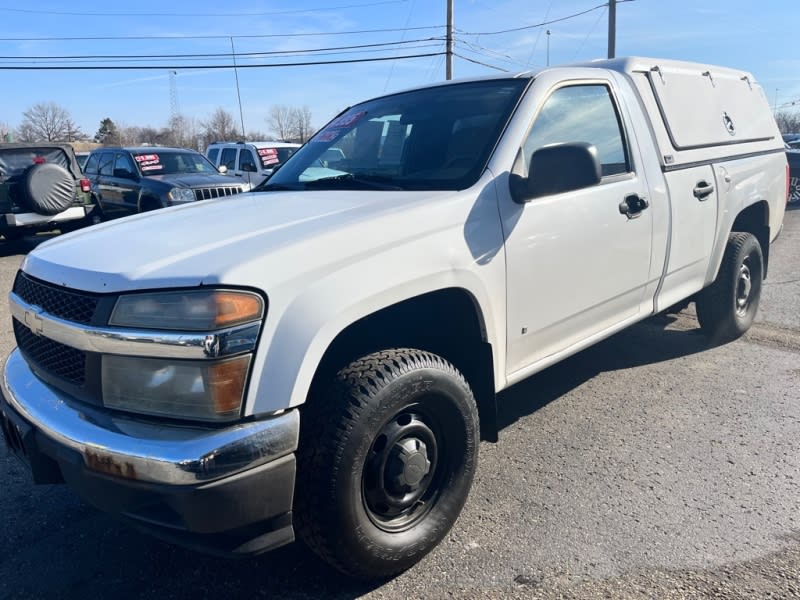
[23,163,77,215]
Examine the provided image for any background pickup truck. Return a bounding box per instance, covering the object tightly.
[0,57,788,580]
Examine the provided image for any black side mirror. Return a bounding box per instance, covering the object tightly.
[510,142,601,203]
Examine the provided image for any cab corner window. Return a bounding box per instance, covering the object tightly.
[522,84,630,182]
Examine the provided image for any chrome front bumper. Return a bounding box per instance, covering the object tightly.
[1,348,299,486]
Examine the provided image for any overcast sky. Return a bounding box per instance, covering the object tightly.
[1,0,797,138]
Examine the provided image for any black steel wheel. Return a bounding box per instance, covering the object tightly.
[295,348,479,579]
[696,232,763,342]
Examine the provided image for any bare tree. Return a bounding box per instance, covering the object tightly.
[775,110,800,134]
[19,102,76,142]
[201,108,240,145]
[291,105,314,143]
[0,120,13,142]
[267,105,294,141]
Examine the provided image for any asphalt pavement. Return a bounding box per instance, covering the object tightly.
[0,205,798,599]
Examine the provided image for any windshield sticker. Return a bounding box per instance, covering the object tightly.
[329,111,366,129]
[258,148,280,166]
[134,154,162,170]
[313,129,343,143]
[311,110,368,143]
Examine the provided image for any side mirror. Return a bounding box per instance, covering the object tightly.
[510,142,601,203]
[218,165,228,174]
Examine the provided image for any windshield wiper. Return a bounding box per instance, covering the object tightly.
[256,182,301,192]
[303,173,402,191]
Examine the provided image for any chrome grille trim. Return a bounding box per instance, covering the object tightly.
[193,186,243,201]
[9,291,260,360]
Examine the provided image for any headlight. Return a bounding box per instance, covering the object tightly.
[102,354,251,421]
[110,290,264,330]
[168,187,196,204]
[103,289,265,421]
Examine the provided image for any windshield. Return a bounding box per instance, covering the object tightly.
[263,79,528,192]
[131,151,219,176]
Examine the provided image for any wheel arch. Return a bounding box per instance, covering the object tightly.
[730,200,770,278]
[309,287,498,441]
[707,199,770,284]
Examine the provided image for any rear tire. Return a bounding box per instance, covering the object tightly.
[696,232,763,342]
[295,348,479,579]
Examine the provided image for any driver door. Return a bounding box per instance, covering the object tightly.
[500,82,654,375]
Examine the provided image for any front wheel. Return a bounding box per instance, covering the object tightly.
[696,232,763,342]
[295,349,479,579]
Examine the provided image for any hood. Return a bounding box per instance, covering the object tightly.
[144,173,241,187]
[22,189,453,293]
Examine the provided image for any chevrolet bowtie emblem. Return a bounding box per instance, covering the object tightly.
[24,307,45,336]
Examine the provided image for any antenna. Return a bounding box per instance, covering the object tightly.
[169,70,180,120]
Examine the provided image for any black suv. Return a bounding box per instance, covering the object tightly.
[0,143,94,241]
[83,147,244,221]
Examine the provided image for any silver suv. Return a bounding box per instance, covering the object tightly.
[206,141,301,191]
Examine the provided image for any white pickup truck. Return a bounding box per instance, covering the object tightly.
[0,57,788,579]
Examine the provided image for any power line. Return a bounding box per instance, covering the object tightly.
[0,0,407,18]
[453,52,509,73]
[459,0,634,36]
[0,38,443,61]
[0,43,445,65]
[0,52,445,70]
[0,25,445,42]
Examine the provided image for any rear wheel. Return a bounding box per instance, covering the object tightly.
[696,232,763,342]
[295,348,479,579]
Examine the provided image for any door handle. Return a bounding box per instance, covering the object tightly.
[693,180,715,200]
[618,194,649,219]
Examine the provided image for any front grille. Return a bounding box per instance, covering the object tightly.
[193,186,243,201]
[13,319,86,385]
[13,272,99,325]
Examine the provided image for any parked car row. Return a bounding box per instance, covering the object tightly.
[7,125,792,246]
[82,146,244,221]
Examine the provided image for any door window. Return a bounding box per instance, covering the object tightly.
[83,153,100,175]
[239,149,257,172]
[113,153,136,177]
[98,152,115,176]
[207,147,220,165]
[521,84,630,179]
[220,148,237,171]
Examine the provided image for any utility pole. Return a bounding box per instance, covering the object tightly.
[607,0,616,59]
[446,0,454,80]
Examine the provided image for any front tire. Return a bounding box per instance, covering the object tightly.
[295,349,479,579]
[696,232,763,342]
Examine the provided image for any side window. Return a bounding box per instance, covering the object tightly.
[220,148,237,171]
[239,149,257,171]
[521,84,629,178]
[98,152,114,176]
[113,152,136,176]
[84,153,100,175]
[207,148,220,165]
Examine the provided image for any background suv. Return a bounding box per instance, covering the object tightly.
[206,141,301,190]
[83,147,243,221]
[0,142,94,241]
